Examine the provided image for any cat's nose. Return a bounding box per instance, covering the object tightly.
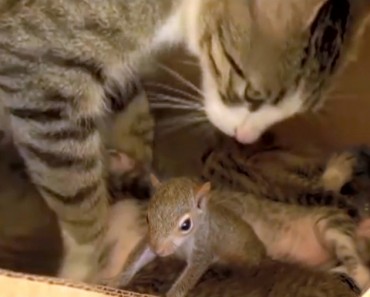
[234,126,261,144]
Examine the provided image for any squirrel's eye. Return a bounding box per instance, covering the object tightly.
[179,217,192,233]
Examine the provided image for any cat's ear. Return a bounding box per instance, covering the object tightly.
[108,149,135,174]
[253,0,328,35]
[194,182,211,211]
[301,0,329,28]
[150,174,161,188]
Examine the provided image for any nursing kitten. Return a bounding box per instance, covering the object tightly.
[126,258,359,297]
[201,135,370,219]
[0,0,369,281]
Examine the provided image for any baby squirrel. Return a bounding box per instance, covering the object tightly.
[108,175,370,294]
[107,175,266,297]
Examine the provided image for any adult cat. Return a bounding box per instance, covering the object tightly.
[0,0,368,282]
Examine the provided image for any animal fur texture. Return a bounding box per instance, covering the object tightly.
[0,0,369,281]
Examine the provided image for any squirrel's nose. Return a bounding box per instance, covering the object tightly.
[152,242,173,257]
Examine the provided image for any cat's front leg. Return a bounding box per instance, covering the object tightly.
[7,76,109,282]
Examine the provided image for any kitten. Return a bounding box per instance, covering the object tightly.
[201,137,360,217]
[0,0,369,281]
[126,257,359,297]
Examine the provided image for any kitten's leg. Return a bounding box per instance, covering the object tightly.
[166,251,213,297]
[7,74,108,281]
[322,216,370,291]
[106,235,156,288]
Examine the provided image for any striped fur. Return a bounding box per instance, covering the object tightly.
[127,258,358,297]
[0,0,369,282]
[196,0,370,143]
[201,138,368,220]
[0,0,183,281]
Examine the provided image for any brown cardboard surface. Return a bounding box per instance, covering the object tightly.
[0,269,156,297]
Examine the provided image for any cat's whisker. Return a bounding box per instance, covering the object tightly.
[159,115,207,128]
[145,82,200,101]
[150,103,204,111]
[155,62,204,97]
[177,59,200,67]
[148,92,199,106]
[158,118,206,136]
[148,93,203,111]
[158,113,207,133]
[310,109,330,124]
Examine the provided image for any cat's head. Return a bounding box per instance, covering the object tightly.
[184,0,370,143]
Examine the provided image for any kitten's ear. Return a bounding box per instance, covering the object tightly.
[108,149,135,174]
[194,182,211,210]
[150,174,161,188]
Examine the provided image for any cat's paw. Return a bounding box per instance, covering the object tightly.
[331,264,370,293]
[57,233,97,281]
[94,200,146,282]
[332,271,361,295]
[341,146,370,195]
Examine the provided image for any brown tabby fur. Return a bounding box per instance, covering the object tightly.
[126,257,359,297]
[201,135,370,218]
[0,0,369,282]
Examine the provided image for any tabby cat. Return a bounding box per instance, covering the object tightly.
[0,0,369,281]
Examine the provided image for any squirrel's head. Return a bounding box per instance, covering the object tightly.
[146,175,211,257]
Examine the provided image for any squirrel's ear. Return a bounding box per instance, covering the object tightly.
[195,182,211,210]
[150,174,161,188]
[108,149,135,174]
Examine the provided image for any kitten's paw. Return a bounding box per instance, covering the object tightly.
[322,152,357,192]
[333,271,361,295]
[353,265,370,292]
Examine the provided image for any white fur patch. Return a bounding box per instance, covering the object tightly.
[152,4,186,47]
[202,68,249,137]
[202,72,304,144]
[235,91,303,143]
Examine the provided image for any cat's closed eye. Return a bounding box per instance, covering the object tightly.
[198,0,369,145]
